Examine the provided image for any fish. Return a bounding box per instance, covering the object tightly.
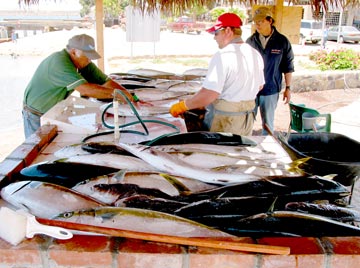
[182,68,208,77]
[54,143,92,158]
[127,68,176,79]
[167,151,295,176]
[143,131,258,147]
[174,196,275,218]
[0,181,105,219]
[73,170,215,198]
[228,211,360,237]
[17,161,119,188]
[80,141,131,155]
[146,79,186,89]
[174,175,351,204]
[109,73,153,83]
[118,143,261,185]
[285,201,360,222]
[118,194,188,213]
[62,154,154,171]
[87,183,176,205]
[129,88,192,102]
[167,81,202,93]
[54,206,234,238]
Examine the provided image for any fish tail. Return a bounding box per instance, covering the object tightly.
[159,173,192,195]
[286,157,312,174]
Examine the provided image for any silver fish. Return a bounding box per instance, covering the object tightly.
[63,153,154,171]
[129,88,192,101]
[118,143,261,185]
[127,68,175,78]
[54,206,233,238]
[0,181,105,219]
[182,68,208,77]
[167,81,202,93]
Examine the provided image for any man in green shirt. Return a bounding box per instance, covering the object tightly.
[22,34,136,138]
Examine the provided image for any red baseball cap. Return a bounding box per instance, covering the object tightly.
[206,13,243,33]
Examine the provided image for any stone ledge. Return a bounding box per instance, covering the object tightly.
[292,70,360,92]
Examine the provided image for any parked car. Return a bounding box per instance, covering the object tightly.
[300,20,323,44]
[326,26,360,44]
[167,16,206,34]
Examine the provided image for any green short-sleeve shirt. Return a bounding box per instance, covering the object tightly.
[23,49,108,114]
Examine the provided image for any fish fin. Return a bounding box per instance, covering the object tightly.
[159,173,191,195]
[113,170,127,181]
[267,197,278,213]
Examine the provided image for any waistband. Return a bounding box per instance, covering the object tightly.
[23,103,43,117]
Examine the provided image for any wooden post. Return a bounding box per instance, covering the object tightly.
[274,0,284,32]
[95,0,105,72]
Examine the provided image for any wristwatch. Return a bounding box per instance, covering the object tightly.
[285,86,291,90]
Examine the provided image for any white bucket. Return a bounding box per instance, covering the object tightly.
[302,112,318,130]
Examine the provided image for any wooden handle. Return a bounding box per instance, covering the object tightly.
[37,218,290,255]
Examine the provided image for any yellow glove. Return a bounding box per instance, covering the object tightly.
[170,100,188,117]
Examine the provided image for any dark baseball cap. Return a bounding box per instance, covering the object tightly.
[206,13,243,33]
[67,34,101,60]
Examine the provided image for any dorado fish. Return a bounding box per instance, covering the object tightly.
[118,143,260,185]
[0,181,105,219]
[54,206,233,238]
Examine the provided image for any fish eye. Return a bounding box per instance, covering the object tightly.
[61,212,74,218]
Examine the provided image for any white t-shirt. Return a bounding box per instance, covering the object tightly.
[202,43,265,102]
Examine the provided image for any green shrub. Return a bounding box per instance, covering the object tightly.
[309,48,360,71]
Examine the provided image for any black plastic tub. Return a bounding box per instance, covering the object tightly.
[277,132,360,186]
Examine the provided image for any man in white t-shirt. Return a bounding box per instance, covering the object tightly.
[169,13,265,136]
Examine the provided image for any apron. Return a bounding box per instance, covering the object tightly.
[204,99,256,136]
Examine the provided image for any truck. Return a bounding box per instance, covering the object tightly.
[167,16,206,34]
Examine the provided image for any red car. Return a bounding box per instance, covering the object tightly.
[168,16,206,34]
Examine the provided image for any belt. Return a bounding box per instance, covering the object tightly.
[23,104,43,117]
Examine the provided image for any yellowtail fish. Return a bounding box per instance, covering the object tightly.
[72,170,216,200]
[0,181,105,219]
[63,154,154,171]
[54,206,234,238]
[118,143,261,185]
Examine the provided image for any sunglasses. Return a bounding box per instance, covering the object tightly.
[214,27,225,36]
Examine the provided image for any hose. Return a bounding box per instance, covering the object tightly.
[82,89,180,143]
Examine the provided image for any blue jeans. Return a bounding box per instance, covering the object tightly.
[254,93,279,135]
[22,109,41,138]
